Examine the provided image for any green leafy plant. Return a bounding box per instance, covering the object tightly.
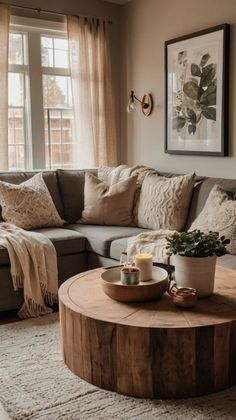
[166,230,230,258]
[172,51,217,135]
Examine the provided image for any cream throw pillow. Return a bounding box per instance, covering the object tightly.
[79,172,138,226]
[189,184,236,254]
[0,173,64,230]
[137,172,196,231]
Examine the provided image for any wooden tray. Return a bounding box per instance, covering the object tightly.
[101,266,168,302]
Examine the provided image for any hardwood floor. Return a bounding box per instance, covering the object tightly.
[0,306,59,325]
[0,310,19,325]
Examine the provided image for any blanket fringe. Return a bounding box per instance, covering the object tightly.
[17,297,54,319]
[40,282,58,305]
[45,291,58,306]
[12,274,24,291]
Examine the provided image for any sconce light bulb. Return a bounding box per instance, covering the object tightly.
[127,96,137,113]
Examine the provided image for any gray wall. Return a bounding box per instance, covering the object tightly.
[121,0,236,178]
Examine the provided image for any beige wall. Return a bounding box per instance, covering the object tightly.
[5,0,122,161]
[121,0,236,178]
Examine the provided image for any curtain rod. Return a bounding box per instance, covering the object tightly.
[3,2,113,24]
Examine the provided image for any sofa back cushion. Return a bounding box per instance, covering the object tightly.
[186,177,236,229]
[57,169,97,223]
[0,171,64,221]
[188,184,236,254]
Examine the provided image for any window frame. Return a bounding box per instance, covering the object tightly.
[8,29,32,170]
[9,15,73,170]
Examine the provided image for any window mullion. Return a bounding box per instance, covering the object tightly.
[41,66,70,76]
[27,30,45,170]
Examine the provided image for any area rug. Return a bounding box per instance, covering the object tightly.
[0,314,236,419]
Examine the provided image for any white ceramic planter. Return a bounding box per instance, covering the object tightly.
[174,255,217,298]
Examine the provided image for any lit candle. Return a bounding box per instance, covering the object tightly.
[135,253,153,282]
[120,264,140,285]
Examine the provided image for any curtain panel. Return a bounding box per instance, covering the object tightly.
[67,16,118,168]
[0,4,10,171]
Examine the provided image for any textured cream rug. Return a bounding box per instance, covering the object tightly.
[0,314,236,419]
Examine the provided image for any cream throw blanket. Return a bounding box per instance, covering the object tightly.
[127,230,177,264]
[0,223,58,319]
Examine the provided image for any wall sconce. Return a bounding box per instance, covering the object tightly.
[127,90,153,116]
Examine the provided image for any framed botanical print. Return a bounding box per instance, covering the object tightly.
[165,24,230,156]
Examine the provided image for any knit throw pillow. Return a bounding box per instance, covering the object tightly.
[137,172,196,231]
[78,172,138,226]
[189,184,236,254]
[0,173,64,230]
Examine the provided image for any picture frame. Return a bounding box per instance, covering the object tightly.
[165,24,230,156]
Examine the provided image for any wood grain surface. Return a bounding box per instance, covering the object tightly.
[59,265,236,398]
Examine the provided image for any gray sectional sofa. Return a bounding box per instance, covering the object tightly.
[1,168,236,312]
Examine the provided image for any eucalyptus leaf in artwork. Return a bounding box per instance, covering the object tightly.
[200,53,210,67]
[191,63,201,77]
[172,116,186,130]
[183,81,199,99]
[190,78,199,84]
[198,86,205,100]
[186,108,197,123]
[188,124,197,134]
[200,64,216,87]
[200,84,217,106]
[202,106,216,121]
[178,50,187,64]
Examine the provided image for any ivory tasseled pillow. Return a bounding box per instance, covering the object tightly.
[189,184,236,254]
[136,172,196,231]
[0,173,64,230]
[78,172,138,226]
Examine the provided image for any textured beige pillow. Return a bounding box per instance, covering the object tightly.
[79,172,138,226]
[189,184,236,254]
[0,173,64,230]
[137,172,196,231]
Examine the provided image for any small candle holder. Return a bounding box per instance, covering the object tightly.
[121,265,140,285]
[169,283,197,308]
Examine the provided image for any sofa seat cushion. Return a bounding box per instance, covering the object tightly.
[217,255,236,270]
[66,224,147,257]
[0,227,86,266]
[110,241,236,270]
[110,237,130,260]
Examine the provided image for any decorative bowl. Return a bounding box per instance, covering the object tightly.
[101,266,168,302]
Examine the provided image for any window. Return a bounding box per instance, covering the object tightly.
[8,17,75,170]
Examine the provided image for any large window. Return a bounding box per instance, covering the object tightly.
[8,17,75,170]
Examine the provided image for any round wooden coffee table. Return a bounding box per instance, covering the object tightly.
[59,265,236,399]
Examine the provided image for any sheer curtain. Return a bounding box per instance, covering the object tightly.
[67,16,118,168]
[0,4,9,171]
